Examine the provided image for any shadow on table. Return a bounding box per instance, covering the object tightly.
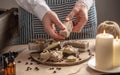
[86,66,102,75]
[102,73,120,75]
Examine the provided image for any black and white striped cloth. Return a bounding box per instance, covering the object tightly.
[17,0,97,44]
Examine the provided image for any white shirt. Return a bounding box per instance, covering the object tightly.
[15,0,94,20]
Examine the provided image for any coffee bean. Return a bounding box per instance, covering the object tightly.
[56,67,61,70]
[53,71,56,73]
[37,58,40,60]
[30,62,33,65]
[17,61,21,63]
[87,49,90,52]
[28,57,31,60]
[26,68,29,71]
[25,62,28,65]
[91,54,94,56]
[31,59,34,62]
[79,58,81,60]
[26,67,31,71]
[30,68,32,70]
[34,67,39,71]
[49,67,54,70]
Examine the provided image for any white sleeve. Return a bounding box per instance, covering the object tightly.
[15,0,51,20]
[77,0,94,10]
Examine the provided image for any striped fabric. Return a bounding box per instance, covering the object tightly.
[18,0,97,44]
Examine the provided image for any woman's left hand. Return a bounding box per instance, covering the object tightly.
[66,2,88,32]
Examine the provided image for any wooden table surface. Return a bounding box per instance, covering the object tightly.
[2,39,105,75]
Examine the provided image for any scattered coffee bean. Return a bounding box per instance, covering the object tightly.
[53,71,56,73]
[61,59,64,61]
[26,67,31,71]
[49,67,54,70]
[87,49,90,52]
[17,60,21,63]
[88,49,93,56]
[91,54,94,56]
[30,62,33,65]
[31,59,34,62]
[28,57,31,60]
[79,58,81,60]
[30,68,32,70]
[37,58,40,60]
[89,52,92,55]
[34,67,39,71]
[56,67,61,70]
[76,56,79,58]
[25,62,29,65]
[26,67,29,71]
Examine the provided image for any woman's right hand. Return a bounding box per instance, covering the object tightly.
[42,11,66,40]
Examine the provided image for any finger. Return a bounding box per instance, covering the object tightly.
[72,8,88,32]
[72,18,87,32]
[44,22,65,40]
[51,24,56,31]
[66,10,75,21]
[72,24,83,32]
[66,5,80,21]
[47,29,65,40]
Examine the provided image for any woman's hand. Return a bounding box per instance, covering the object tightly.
[66,2,88,32]
[42,11,66,40]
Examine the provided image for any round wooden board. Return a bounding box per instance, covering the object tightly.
[30,51,92,66]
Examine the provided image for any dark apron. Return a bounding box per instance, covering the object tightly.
[18,0,97,44]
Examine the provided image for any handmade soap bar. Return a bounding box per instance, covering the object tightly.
[63,40,89,51]
[60,21,73,38]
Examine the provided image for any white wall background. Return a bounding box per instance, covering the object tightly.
[0,0,120,25]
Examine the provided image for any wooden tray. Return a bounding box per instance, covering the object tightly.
[30,51,92,66]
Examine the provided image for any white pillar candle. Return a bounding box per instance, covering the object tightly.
[96,31,114,70]
[113,37,120,67]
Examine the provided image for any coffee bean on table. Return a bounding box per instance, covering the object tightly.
[26,67,31,71]
[17,60,21,63]
[53,71,56,73]
[91,54,94,56]
[26,67,29,71]
[79,58,81,60]
[28,57,31,60]
[30,62,33,65]
[37,58,40,60]
[56,67,61,70]
[34,67,39,71]
[25,62,29,65]
[31,59,34,62]
[87,49,90,52]
[49,67,54,70]
[30,68,32,70]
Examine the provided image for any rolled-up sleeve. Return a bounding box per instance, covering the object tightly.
[15,0,51,20]
[77,0,94,10]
